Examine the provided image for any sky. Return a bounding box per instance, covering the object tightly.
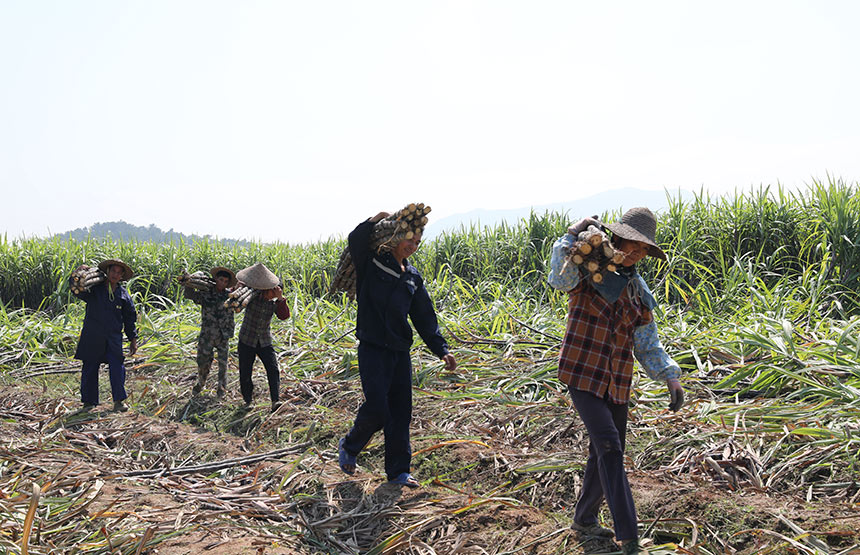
[2,1,859,243]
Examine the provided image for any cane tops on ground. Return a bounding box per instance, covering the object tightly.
[236,263,279,290]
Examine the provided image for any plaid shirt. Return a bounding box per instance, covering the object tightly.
[558,279,653,403]
[238,295,289,348]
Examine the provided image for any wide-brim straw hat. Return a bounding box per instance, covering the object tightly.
[604,207,667,261]
[210,266,238,288]
[236,262,279,290]
[98,259,134,280]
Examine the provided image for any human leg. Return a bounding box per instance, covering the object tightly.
[105,351,128,410]
[194,333,215,395]
[80,359,101,406]
[383,349,413,480]
[257,344,280,405]
[237,341,255,404]
[341,342,393,459]
[215,337,229,399]
[569,388,637,542]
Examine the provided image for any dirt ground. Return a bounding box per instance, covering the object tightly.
[1,375,858,554]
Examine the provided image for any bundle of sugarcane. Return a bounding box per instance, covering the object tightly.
[177,270,215,291]
[223,285,258,313]
[69,266,105,295]
[329,203,431,299]
[329,246,357,300]
[565,225,626,284]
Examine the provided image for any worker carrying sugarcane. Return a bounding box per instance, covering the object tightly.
[338,211,457,488]
[70,259,138,412]
[184,267,237,400]
[548,207,685,554]
[234,263,289,412]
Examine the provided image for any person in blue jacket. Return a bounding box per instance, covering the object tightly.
[338,211,457,488]
[71,259,138,412]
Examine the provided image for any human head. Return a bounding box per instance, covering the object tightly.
[98,259,133,283]
[210,266,238,291]
[392,231,422,263]
[214,271,231,291]
[107,264,125,285]
[604,207,666,262]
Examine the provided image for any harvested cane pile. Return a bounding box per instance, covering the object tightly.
[69,266,105,295]
[330,203,431,299]
[565,224,626,284]
[177,270,215,291]
[223,285,258,313]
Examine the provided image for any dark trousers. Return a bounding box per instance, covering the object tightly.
[569,387,638,542]
[237,341,280,404]
[81,351,127,405]
[342,342,412,480]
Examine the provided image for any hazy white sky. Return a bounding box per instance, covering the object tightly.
[2,1,858,243]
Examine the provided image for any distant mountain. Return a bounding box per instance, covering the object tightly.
[53,221,251,246]
[423,187,692,239]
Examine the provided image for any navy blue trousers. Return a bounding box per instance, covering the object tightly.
[81,351,127,406]
[342,342,412,480]
[238,341,280,404]
[569,387,638,542]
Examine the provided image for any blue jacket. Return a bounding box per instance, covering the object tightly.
[349,220,448,358]
[72,281,137,362]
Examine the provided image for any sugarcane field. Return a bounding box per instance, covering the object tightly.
[2,182,860,555]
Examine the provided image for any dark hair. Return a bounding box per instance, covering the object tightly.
[215,270,231,280]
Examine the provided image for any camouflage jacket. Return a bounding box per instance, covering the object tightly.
[184,287,235,340]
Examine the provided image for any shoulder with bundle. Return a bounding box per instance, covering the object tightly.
[330,203,449,357]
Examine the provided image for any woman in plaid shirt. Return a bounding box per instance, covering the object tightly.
[548,207,684,554]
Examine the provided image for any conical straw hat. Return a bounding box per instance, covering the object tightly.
[236,263,279,290]
[98,259,134,280]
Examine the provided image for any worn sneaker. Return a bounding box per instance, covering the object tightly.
[216,387,226,401]
[81,403,97,412]
[192,383,203,396]
[113,401,129,412]
[570,520,614,538]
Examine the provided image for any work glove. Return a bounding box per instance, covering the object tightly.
[568,215,602,236]
[667,379,684,412]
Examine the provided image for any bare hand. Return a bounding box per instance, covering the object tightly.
[369,211,391,223]
[442,354,457,371]
[667,379,684,412]
[272,286,284,300]
[129,338,138,356]
[568,217,601,236]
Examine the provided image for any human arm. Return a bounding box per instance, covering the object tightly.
[567,216,601,236]
[548,233,582,292]
[348,219,377,273]
[183,285,202,304]
[633,320,684,411]
[409,279,451,360]
[122,292,138,353]
[271,287,290,320]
